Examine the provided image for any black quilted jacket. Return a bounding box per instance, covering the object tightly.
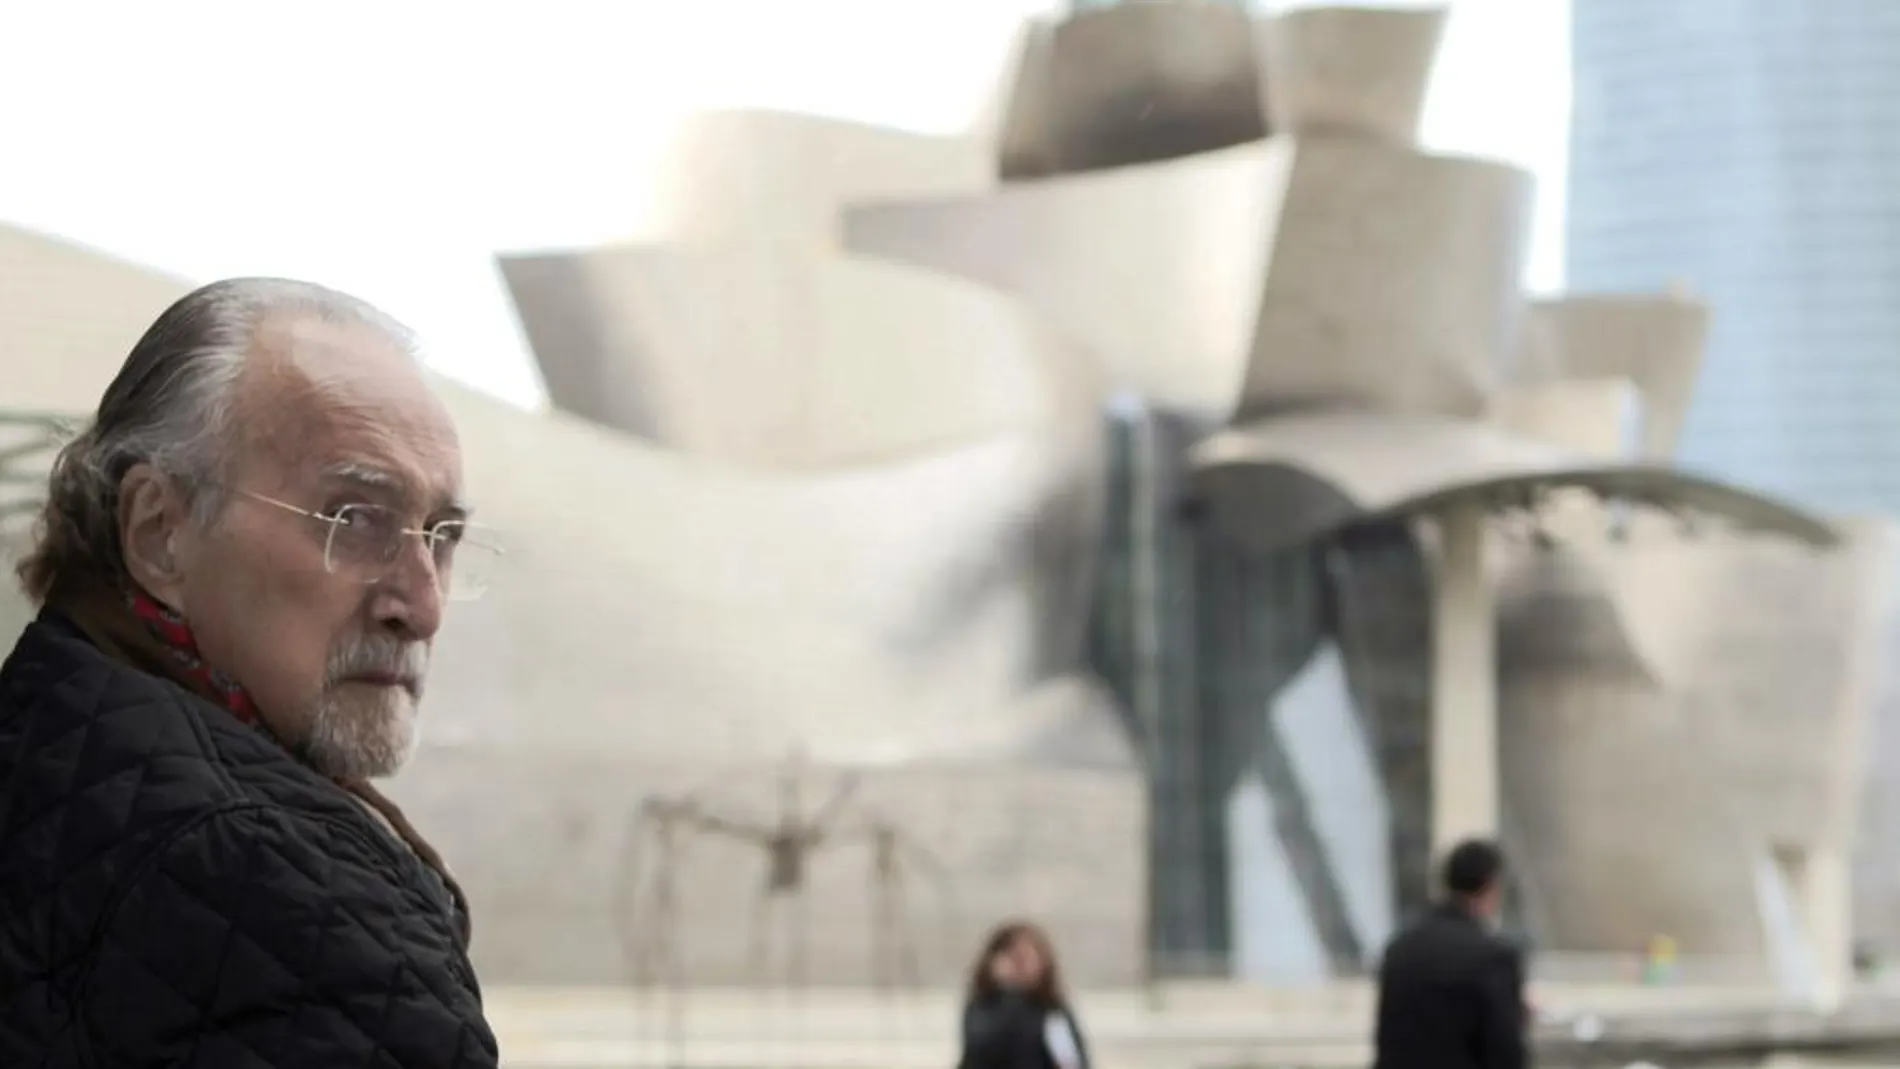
[0,611,500,1067]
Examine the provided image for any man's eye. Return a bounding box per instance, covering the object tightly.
[324,504,381,529]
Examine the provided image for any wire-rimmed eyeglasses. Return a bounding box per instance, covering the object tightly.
[243,491,502,602]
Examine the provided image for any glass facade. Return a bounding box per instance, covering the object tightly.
[1567,0,1900,513]
[1088,407,1435,976]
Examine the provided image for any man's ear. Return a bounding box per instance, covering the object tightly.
[118,463,188,609]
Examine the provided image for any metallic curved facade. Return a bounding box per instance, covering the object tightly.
[847,137,1533,420]
[1521,295,1709,460]
[1234,138,1531,420]
[1486,378,1641,457]
[998,1,1267,178]
[990,5,1447,178]
[636,109,989,253]
[1497,517,1891,960]
[1188,411,1837,554]
[1259,5,1446,141]
[498,245,1101,468]
[853,138,1290,416]
[1496,539,1768,956]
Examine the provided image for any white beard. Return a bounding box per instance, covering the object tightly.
[300,636,430,780]
[302,678,423,780]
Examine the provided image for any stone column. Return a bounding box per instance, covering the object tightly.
[1803,521,1893,1008]
[1799,847,1853,1010]
[1431,501,1498,858]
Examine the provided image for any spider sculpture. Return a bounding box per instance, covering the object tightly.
[611,752,955,1000]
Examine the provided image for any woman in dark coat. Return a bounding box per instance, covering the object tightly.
[958,920,1091,1069]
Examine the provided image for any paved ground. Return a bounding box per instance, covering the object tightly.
[488,980,1825,1069]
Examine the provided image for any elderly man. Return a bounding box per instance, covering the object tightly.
[0,279,500,1065]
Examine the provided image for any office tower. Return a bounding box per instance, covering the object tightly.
[1568,0,1900,513]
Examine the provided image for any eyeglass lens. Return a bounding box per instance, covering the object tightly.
[321,504,498,601]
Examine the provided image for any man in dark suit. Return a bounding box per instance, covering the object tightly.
[1374,838,1528,1069]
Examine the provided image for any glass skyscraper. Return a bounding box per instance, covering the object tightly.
[1567,0,1900,513]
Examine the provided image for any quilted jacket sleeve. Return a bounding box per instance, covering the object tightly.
[83,805,499,1068]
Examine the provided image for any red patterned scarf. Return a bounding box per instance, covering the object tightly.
[125,587,261,725]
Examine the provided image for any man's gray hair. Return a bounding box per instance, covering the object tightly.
[15,277,418,604]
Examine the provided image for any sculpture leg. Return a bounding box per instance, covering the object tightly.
[618,820,662,1056]
[615,817,656,988]
[621,821,687,1069]
[888,860,921,989]
[789,883,811,993]
[748,884,774,984]
[657,836,688,1069]
[869,853,893,993]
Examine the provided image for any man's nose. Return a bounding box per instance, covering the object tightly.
[369,537,446,641]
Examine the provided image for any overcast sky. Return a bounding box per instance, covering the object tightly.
[0,0,1569,409]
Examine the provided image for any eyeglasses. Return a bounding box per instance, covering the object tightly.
[243,491,503,602]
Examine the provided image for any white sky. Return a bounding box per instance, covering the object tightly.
[0,0,1569,410]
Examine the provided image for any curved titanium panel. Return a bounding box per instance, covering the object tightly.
[848,138,1530,420]
[1498,519,1890,955]
[1524,294,1710,461]
[1496,541,1653,684]
[498,244,1102,469]
[1507,300,1567,386]
[1236,137,1533,420]
[1496,541,1766,957]
[1589,517,1889,840]
[849,139,1293,416]
[638,109,990,251]
[1187,410,1838,553]
[1259,5,1448,143]
[1486,378,1642,459]
[992,17,1061,179]
[996,1,1267,179]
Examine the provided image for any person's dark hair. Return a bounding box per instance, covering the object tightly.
[14,278,416,605]
[966,920,1068,1009]
[1441,838,1505,898]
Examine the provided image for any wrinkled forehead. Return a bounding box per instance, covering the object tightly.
[237,315,464,510]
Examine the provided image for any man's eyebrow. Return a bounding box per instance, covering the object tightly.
[320,461,470,514]
[321,461,401,491]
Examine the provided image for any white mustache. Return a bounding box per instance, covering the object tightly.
[327,637,429,694]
